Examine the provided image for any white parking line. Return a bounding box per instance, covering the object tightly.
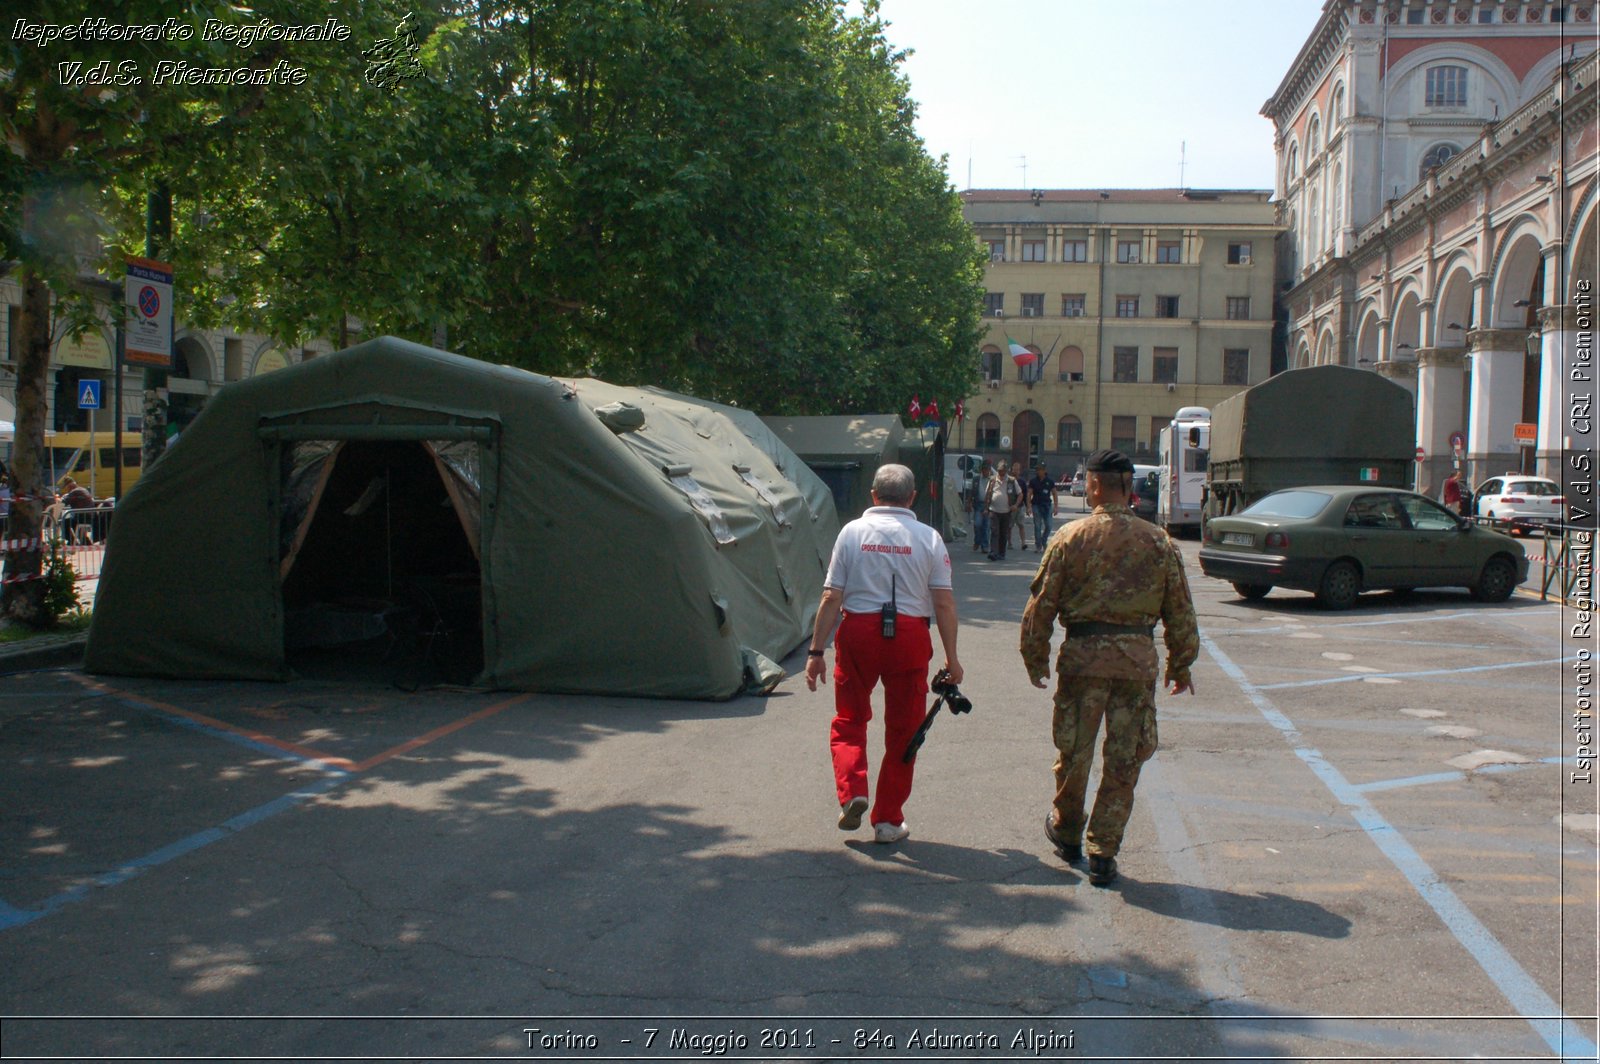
[1256,656,1572,690]
[1201,631,1597,1059]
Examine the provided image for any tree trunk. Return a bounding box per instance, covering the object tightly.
[2,267,54,625]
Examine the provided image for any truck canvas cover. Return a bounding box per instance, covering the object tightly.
[85,336,838,699]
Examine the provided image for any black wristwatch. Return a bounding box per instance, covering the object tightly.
[808,649,825,657]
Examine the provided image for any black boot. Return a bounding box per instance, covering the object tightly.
[1087,854,1118,887]
[1044,813,1082,864]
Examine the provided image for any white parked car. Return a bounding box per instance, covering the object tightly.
[1472,475,1564,532]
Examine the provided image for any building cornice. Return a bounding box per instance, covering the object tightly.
[1263,2,1347,123]
[1416,346,1467,368]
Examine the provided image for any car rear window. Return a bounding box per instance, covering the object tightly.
[1510,481,1557,496]
[1240,490,1333,520]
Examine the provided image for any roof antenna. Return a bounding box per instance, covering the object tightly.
[1179,140,1186,189]
[1015,154,1027,188]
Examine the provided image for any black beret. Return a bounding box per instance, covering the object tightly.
[1085,448,1135,474]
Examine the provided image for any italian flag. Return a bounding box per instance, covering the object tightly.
[1008,337,1037,366]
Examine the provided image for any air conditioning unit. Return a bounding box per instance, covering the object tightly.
[1022,308,1037,317]
[988,379,1001,389]
[1238,255,1252,265]
[991,252,1005,262]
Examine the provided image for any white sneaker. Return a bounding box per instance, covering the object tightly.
[873,821,910,844]
[838,795,868,831]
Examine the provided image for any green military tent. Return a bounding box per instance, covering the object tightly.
[762,414,946,532]
[84,337,839,699]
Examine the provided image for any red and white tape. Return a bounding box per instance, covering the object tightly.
[1,538,42,552]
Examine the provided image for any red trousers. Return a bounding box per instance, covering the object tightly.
[830,611,934,826]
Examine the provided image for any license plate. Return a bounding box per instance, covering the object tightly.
[1222,532,1254,546]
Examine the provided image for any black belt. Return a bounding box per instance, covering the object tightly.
[1067,621,1154,638]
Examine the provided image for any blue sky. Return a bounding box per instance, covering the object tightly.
[872,0,1329,191]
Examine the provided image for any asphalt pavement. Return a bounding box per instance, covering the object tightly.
[0,509,1594,1062]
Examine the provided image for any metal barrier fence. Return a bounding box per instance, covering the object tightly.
[53,507,110,584]
[1523,522,1593,605]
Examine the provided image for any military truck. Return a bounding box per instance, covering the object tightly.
[1203,365,1416,526]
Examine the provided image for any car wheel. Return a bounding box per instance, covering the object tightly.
[1474,556,1517,603]
[1232,582,1271,601]
[1316,560,1361,610]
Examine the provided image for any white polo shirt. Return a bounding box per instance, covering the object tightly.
[823,506,952,617]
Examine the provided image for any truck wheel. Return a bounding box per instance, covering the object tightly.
[1316,560,1361,610]
[1473,556,1516,603]
[1232,582,1271,601]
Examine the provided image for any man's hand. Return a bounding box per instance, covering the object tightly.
[1166,678,1196,696]
[941,659,964,685]
[805,654,827,692]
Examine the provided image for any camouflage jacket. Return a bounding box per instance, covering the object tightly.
[1020,502,1199,689]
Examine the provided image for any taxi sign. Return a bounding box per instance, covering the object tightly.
[1512,422,1537,443]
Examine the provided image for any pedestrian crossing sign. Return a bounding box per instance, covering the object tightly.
[77,379,102,410]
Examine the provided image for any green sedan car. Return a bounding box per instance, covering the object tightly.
[1198,486,1528,610]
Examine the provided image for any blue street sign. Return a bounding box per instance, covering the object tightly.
[78,379,102,410]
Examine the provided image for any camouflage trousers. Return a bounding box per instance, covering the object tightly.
[1051,676,1159,859]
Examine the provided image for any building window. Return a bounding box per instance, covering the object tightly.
[1110,415,1137,452]
[1153,347,1178,383]
[1425,65,1468,108]
[1021,240,1047,262]
[1226,296,1251,320]
[1057,416,1083,452]
[1156,295,1180,318]
[984,292,1004,317]
[1330,86,1345,130]
[1061,294,1086,317]
[986,239,1005,262]
[1062,239,1087,262]
[1017,347,1041,382]
[1477,7,1495,20]
[1307,116,1321,156]
[1420,143,1459,178]
[1287,145,1299,181]
[1227,242,1252,265]
[1113,346,1139,382]
[1407,7,1425,23]
[1020,293,1044,318]
[1223,348,1250,385]
[1552,5,1568,20]
[1156,241,1182,264]
[1058,345,1085,382]
[982,346,1003,381]
[1116,241,1141,264]
[1115,296,1139,318]
[975,413,1000,450]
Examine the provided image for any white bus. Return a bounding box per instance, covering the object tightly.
[1157,407,1210,535]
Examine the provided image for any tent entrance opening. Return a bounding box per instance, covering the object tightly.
[280,439,483,685]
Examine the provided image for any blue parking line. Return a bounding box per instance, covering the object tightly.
[1257,656,1571,690]
[1354,757,1573,794]
[1202,632,1598,1060]
[0,773,349,932]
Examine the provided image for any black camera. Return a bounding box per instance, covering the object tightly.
[931,669,972,714]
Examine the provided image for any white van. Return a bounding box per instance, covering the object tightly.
[943,452,986,505]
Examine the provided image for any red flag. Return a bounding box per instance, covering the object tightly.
[954,400,964,423]
[924,400,940,423]
[907,394,921,420]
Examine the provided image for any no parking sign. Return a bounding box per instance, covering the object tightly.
[125,256,173,367]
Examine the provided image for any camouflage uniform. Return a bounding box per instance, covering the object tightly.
[1020,501,1198,859]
